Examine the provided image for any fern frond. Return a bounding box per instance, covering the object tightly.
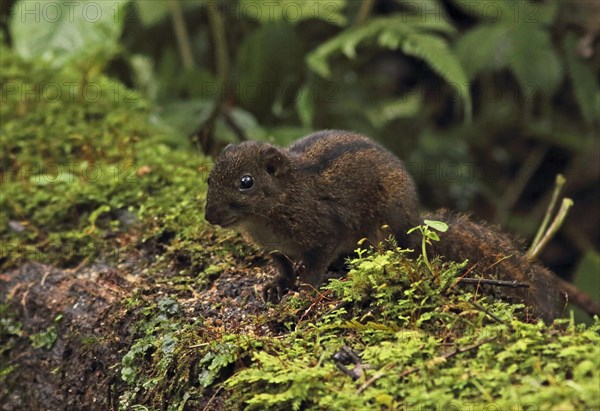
[306,16,471,119]
[400,32,471,120]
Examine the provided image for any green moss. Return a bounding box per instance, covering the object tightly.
[0,43,222,271]
[116,243,599,410]
[222,247,599,410]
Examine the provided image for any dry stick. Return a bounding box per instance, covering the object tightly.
[169,0,195,70]
[356,337,497,394]
[469,301,507,325]
[528,174,566,256]
[457,278,530,289]
[528,198,574,259]
[202,386,223,411]
[356,362,396,394]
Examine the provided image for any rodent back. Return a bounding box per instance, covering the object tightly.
[205,130,420,250]
[284,130,420,246]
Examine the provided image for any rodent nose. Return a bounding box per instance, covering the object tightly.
[205,204,218,225]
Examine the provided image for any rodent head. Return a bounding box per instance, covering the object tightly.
[205,141,290,228]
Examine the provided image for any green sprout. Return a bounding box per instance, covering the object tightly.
[407,219,449,276]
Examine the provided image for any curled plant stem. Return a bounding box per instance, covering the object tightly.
[528,198,574,259]
[529,174,566,254]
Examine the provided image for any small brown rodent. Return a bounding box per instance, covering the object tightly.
[205,130,566,322]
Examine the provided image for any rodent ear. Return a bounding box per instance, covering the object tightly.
[221,144,234,155]
[262,146,289,176]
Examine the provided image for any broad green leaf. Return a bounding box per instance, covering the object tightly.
[10,0,129,69]
[134,0,170,26]
[562,32,600,125]
[427,231,440,241]
[424,220,449,232]
[506,23,563,96]
[534,0,561,26]
[235,23,304,117]
[240,0,347,26]
[455,23,510,79]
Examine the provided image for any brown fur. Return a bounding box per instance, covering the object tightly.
[425,210,566,322]
[205,130,566,321]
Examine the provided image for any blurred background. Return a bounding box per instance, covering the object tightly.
[1,0,598,301]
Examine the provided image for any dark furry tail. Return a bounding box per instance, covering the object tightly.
[421,209,569,323]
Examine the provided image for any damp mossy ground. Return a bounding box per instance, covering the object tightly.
[1,43,598,410]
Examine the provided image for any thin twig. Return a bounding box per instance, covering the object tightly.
[528,198,574,259]
[457,278,530,289]
[189,342,210,348]
[202,386,223,411]
[494,145,547,225]
[469,301,507,324]
[356,362,395,393]
[169,0,195,70]
[529,174,566,255]
[448,263,479,291]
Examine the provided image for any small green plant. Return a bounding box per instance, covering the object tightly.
[407,220,449,276]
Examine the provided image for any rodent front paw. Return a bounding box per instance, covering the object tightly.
[262,275,295,303]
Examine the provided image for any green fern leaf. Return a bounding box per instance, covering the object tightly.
[400,32,471,120]
[456,20,563,97]
[306,16,471,119]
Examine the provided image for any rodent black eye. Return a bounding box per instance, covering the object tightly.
[239,175,254,190]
